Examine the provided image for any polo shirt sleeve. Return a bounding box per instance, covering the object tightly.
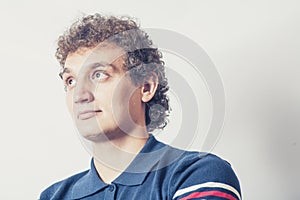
[169,153,242,200]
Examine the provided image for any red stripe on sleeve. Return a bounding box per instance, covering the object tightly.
[179,190,237,200]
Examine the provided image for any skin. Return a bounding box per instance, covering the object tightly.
[61,42,158,183]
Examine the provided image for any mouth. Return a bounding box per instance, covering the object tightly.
[77,110,102,120]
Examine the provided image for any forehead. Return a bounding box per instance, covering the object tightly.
[64,43,126,74]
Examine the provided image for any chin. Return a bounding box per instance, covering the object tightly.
[80,127,114,143]
[76,124,104,142]
[83,133,104,142]
[77,125,120,143]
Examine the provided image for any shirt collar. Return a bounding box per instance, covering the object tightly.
[71,135,181,199]
[71,159,106,199]
[113,135,166,186]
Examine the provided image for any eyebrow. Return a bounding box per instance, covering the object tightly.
[59,62,117,80]
[59,68,70,79]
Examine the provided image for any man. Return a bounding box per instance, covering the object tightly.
[40,13,241,200]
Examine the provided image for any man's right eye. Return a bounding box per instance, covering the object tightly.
[64,77,76,90]
[67,78,76,86]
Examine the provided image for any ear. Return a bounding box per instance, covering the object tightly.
[141,72,159,103]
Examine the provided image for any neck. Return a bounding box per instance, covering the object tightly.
[92,128,149,184]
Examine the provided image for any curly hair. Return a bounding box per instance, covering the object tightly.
[56,13,170,132]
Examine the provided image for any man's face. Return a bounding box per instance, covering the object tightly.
[62,43,145,141]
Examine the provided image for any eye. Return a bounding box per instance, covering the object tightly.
[91,71,109,81]
[64,77,76,91]
[67,77,76,86]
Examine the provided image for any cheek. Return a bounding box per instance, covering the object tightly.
[95,79,126,105]
[115,83,142,117]
[112,82,133,106]
[129,89,143,114]
[94,85,113,108]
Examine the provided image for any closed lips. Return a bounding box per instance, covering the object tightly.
[77,110,102,120]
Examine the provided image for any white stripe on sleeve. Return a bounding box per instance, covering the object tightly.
[172,182,241,200]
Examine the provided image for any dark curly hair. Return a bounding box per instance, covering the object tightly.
[56,13,170,132]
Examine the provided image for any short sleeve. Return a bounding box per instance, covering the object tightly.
[169,153,242,200]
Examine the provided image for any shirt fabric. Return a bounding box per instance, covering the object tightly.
[40,135,241,200]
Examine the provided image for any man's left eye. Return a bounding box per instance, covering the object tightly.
[92,71,109,81]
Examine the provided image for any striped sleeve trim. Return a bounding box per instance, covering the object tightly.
[172,182,241,200]
[178,191,237,200]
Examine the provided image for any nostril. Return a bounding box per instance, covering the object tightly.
[74,90,94,104]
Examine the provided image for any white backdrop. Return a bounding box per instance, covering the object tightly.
[0,0,299,199]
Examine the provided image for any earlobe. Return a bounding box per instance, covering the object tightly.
[141,73,158,103]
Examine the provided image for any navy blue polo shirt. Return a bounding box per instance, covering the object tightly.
[40,135,241,200]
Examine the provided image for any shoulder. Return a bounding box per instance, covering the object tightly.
[39,170,89,200]
[174,152,238,181]
[169,151,242,200]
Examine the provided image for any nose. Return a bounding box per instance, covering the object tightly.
[73,83,95,104]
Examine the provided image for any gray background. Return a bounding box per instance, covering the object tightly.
[0,0,299,199]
